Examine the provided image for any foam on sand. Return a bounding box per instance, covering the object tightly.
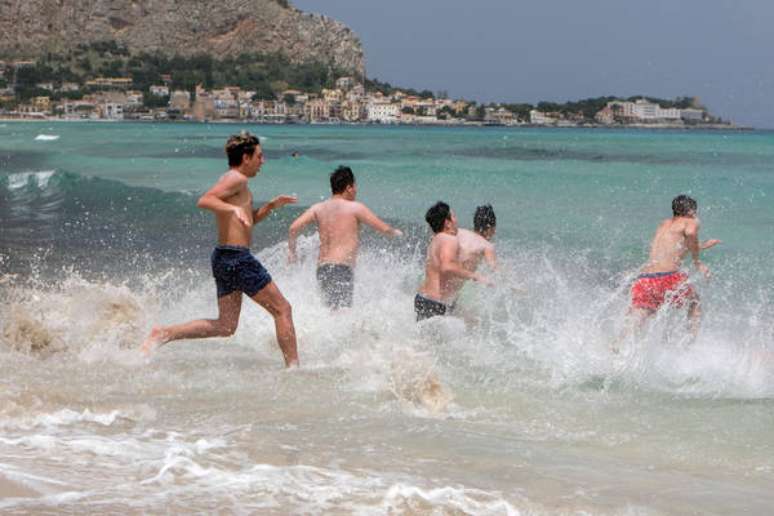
[389,348,453,414]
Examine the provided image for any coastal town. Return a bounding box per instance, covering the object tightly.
[0,58,730,128]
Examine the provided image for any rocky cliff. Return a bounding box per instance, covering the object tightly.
[0,0,364,75]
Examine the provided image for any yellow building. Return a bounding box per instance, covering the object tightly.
[32,96,51,112]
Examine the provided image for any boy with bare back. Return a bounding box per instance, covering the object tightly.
[287,166,402,309]
[621,194,720,343]
[141,132,299,367]
[415,201,492,321]
[457,205,498,274]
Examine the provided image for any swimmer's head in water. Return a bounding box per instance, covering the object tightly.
[672,195,697,217]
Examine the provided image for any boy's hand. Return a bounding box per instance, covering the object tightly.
[272,195,298,208]
[233,207,252,227]
[702,239,721,250]
[475,274,494,287]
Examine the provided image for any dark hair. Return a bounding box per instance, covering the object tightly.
[474,204,496,234]
[225,131,260,167]
[330,166,355,194]
[425,201,451,234]
[672,195,697,217]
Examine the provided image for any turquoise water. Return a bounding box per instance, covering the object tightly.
[1,121,773,513]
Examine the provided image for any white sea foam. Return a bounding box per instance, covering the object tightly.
[382,483,520,515]
[1,232,773,513]
[6,170,56,190]
[0,407,154,431]
[34,134,60,141]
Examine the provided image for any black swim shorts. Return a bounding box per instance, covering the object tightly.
[316,263,354,309]
[211,245,272,298]
[414,293,454,321]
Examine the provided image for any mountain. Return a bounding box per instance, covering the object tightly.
[0,0,364,75]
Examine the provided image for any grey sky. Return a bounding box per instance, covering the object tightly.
[293,0,774,128]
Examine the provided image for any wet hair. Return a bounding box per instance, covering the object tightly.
[672,195,697,217]
[225,131,260,167]
[474,204,496,234]
[425,201,451,234]
[330,166,355,194]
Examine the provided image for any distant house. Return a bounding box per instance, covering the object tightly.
[149,85,170,97]
[169,90,191,111]
[530,110,558,126]
[340,99,364,122]
[32,96,51,113]
[63,100,98,119]
[86,77,133,90]
[346,84,366,101]
[367,101,399,123]
[680,108,705,122]
[304,98,330,122]
[125,90,144,108]
[484,107,515,125]
[600,99,682,123]
[100,102,124,120]
[59,82,81,93]
[335,76,356,91]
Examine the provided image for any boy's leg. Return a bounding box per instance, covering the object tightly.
[687,293,701,342]
[612,307,652,353]
[141,291,243,355]
[250,282,298,367]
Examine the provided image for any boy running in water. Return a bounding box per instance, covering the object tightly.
[141,132,299,367]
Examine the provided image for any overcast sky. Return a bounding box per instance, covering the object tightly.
[293,0,774,128]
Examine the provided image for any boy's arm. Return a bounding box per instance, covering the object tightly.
[483,242,498,271]
[355,203,402,237]
[253,195,297,225]
[196,173,251,227]
[439,237,491,285]
[288,206,317,263]
[685,220,710,277]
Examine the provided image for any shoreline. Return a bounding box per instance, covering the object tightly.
[0,117,752,131]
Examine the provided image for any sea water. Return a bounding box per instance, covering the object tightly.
[1,122,773,513]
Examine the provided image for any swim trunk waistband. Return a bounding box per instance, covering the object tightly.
[214,244,250,252]
[636,270,679,279]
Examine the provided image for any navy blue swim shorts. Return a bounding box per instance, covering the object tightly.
[211,245,272,298]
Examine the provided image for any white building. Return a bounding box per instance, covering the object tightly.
[169,90,191,111]
[605,99,681,121]
[335,76,356,91]
[59,82,81,93]
[149,85,169,97]
[367,101,400,123]
[530,110,558,125]
[100,102,124,120]
[125,90,144,107]
[680,108,705,122]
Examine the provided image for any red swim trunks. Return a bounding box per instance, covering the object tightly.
[631,271,695,311]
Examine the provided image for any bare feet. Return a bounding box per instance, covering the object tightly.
[140,327,166,357]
